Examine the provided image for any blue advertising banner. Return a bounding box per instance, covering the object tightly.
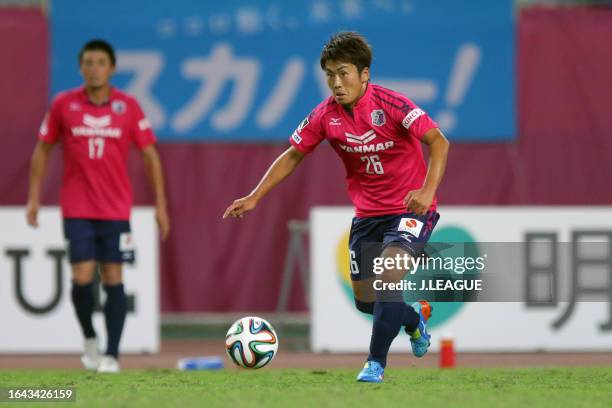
[51,0,515,141]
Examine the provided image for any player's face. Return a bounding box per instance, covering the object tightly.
[325,60,370,109]
[80,50,115,90]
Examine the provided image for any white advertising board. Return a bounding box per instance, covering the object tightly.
[0,207,159,353]
[311,206,612,352]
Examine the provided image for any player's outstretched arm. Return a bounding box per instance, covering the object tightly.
[142,145,170,241]
[223,146,305,219]
[404,128,450,215]
[26,141,55,228]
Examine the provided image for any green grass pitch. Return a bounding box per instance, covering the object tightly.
[1,367,611,407]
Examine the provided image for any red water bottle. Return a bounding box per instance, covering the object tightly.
[440,337,455,368]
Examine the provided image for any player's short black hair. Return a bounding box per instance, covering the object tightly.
[320,31,372,73]
[78,39,116,66]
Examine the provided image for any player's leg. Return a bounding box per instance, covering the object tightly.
[366,245,421,369]
[378,211,440,358]
[64,218,100,370]
[348,216,382,316]
[71,260,98,339]
[348,216,388,382]
[353,278,376,314]
[95,220,134,373]
[100,263,126,366]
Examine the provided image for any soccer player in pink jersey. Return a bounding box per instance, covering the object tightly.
[225,32,449,382]
[26,40,170,373]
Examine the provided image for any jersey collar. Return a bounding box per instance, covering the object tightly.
[352,82,372,110]
[79,86,116,106]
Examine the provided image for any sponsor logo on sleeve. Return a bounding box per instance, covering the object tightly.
[401,108,425,130]
[138,118,151,131]
[398,217,424,237]
[291,131,302,144]
[39,114,49,136]
[292,116,310,144]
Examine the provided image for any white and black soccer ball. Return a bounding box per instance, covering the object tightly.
[225,316,278,369]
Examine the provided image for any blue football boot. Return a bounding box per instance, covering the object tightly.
[356,360,384,383]
[408,300,432,358]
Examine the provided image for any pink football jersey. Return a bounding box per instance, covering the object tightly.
[289,84,438,217]
[38,87,156,220]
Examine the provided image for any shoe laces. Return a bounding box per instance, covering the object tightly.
[364,361,382,374]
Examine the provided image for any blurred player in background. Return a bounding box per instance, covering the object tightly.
[224,32,449,382]
[26,39,170,373]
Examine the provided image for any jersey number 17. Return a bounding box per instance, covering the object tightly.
[88,138,105,159]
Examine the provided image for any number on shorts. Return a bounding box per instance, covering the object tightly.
[349,250,360,275]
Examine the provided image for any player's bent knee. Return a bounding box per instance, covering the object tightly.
[71,261,96,285]
[100,264,123,286]
[352,278,377,303]
[354,298,374,315]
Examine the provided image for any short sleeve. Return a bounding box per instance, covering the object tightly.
[38,96,63,144]
[400,105,438,141]
[289,108,326,155]
[378,87,438,141]
[129,98,156,149]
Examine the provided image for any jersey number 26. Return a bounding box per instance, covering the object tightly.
[360,154,384,175]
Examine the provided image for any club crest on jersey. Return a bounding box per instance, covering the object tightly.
[112,100,127,114]
[371,109,386,127]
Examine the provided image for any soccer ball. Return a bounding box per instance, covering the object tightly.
[225,316,278,369]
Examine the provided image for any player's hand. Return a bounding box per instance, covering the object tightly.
[156,204,170,241]
[403,188,434,216]
[26,200,39,228]
[223,195,258,219]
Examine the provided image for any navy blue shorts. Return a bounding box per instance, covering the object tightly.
[348,211,439,281]
[63,218,135,264]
